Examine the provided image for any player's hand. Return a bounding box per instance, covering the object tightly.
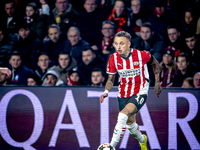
[154,82,162,97]
[100,93,108,103]
[0,68,11,78]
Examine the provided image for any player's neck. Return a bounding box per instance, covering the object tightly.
[121,49,131,59]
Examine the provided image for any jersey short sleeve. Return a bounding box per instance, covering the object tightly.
[107,54,116,74]
[141,50,151,65]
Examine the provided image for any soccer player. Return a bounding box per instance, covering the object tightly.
[100,31,162,150]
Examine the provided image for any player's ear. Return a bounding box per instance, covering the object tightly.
[128,41,131,47]
[112,42,115,48]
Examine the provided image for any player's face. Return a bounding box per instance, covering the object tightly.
[38,55,50,71]
[26,6,35,17]
[113,36,131,57]
[67,29,80,46]
[58,54,70,69]
[140,27,152,41]
[167,28,179,43]
[84,0,97,13]
[185,36,196,50]
[91,71,104,85]
[185,11,193,24]
[27,78,37,86]
[131,0,141,14]
[193,73,200,88]
[70,72,80,82]
[114,1,125,17]
[46,75,58,86]
[9,55,22,69]
[48,28,60,43]
[176,56,188,71]
[162,54,173,65]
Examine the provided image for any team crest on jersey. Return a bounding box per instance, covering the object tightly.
[133,61,139,66]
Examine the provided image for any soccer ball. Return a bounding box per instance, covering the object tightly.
[97,143,115,150]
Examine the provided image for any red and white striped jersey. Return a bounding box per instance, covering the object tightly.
[107,49,151,98]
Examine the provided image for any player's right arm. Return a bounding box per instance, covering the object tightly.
[100,74,115,103]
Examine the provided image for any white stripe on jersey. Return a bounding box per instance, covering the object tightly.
[114,53,121,97]
[114,53,118,70]
[129,53,135,97]
[123,58,128,98]
[137,51,144,93]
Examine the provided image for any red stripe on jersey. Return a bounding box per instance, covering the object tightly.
[116,53,123,70]
[125,58,132,97]
[142,65,145,87]
[117,54,125,98]
[132,50,141,95]
[107,54,116,74]
[141,51,150,87]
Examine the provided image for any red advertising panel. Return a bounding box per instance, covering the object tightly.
[0,86,200,150]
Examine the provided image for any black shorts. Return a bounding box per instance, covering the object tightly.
[118,94,147,111]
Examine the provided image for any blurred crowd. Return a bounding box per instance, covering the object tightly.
[0,0,200,88]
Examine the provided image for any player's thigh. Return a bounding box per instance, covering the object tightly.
[120,103,138,116]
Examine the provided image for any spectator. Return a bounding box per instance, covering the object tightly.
[47,0,78,35]
[0,27,14,67]
[127,0,149,38]
[181,77,194,88]
[131,22,164,62]
[131,22,164,86]
[159,46,176,87]
[0,71,9,85]
[7,51,33,85]
[108,0,132,33]
[38,0,50,16]
[92,20,116,62]
[75,0,106,45]
[35,52,51,82]
[67,68,83,86]
[193,72,200,88]
[42,24,67,65]
[180,7,198,34]
[24,2,48,41]
[91,68,105,86]
[173,52,198,87]
[27,73,42,86]
[183,31,200,70]
[148,0,177,40]
[12,22,42,70]
[42,70,64,86]
[1,0,20,35]
[0,67,11,84]
[50,51,77,84]
[163,24,184,58]
[64,26,90,64]
[78,48,106,85]
[197,17,200,37]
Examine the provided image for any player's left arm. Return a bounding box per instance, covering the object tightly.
[149,55,162,97]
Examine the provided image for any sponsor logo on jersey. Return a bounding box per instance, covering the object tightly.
[118,68,140,78]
